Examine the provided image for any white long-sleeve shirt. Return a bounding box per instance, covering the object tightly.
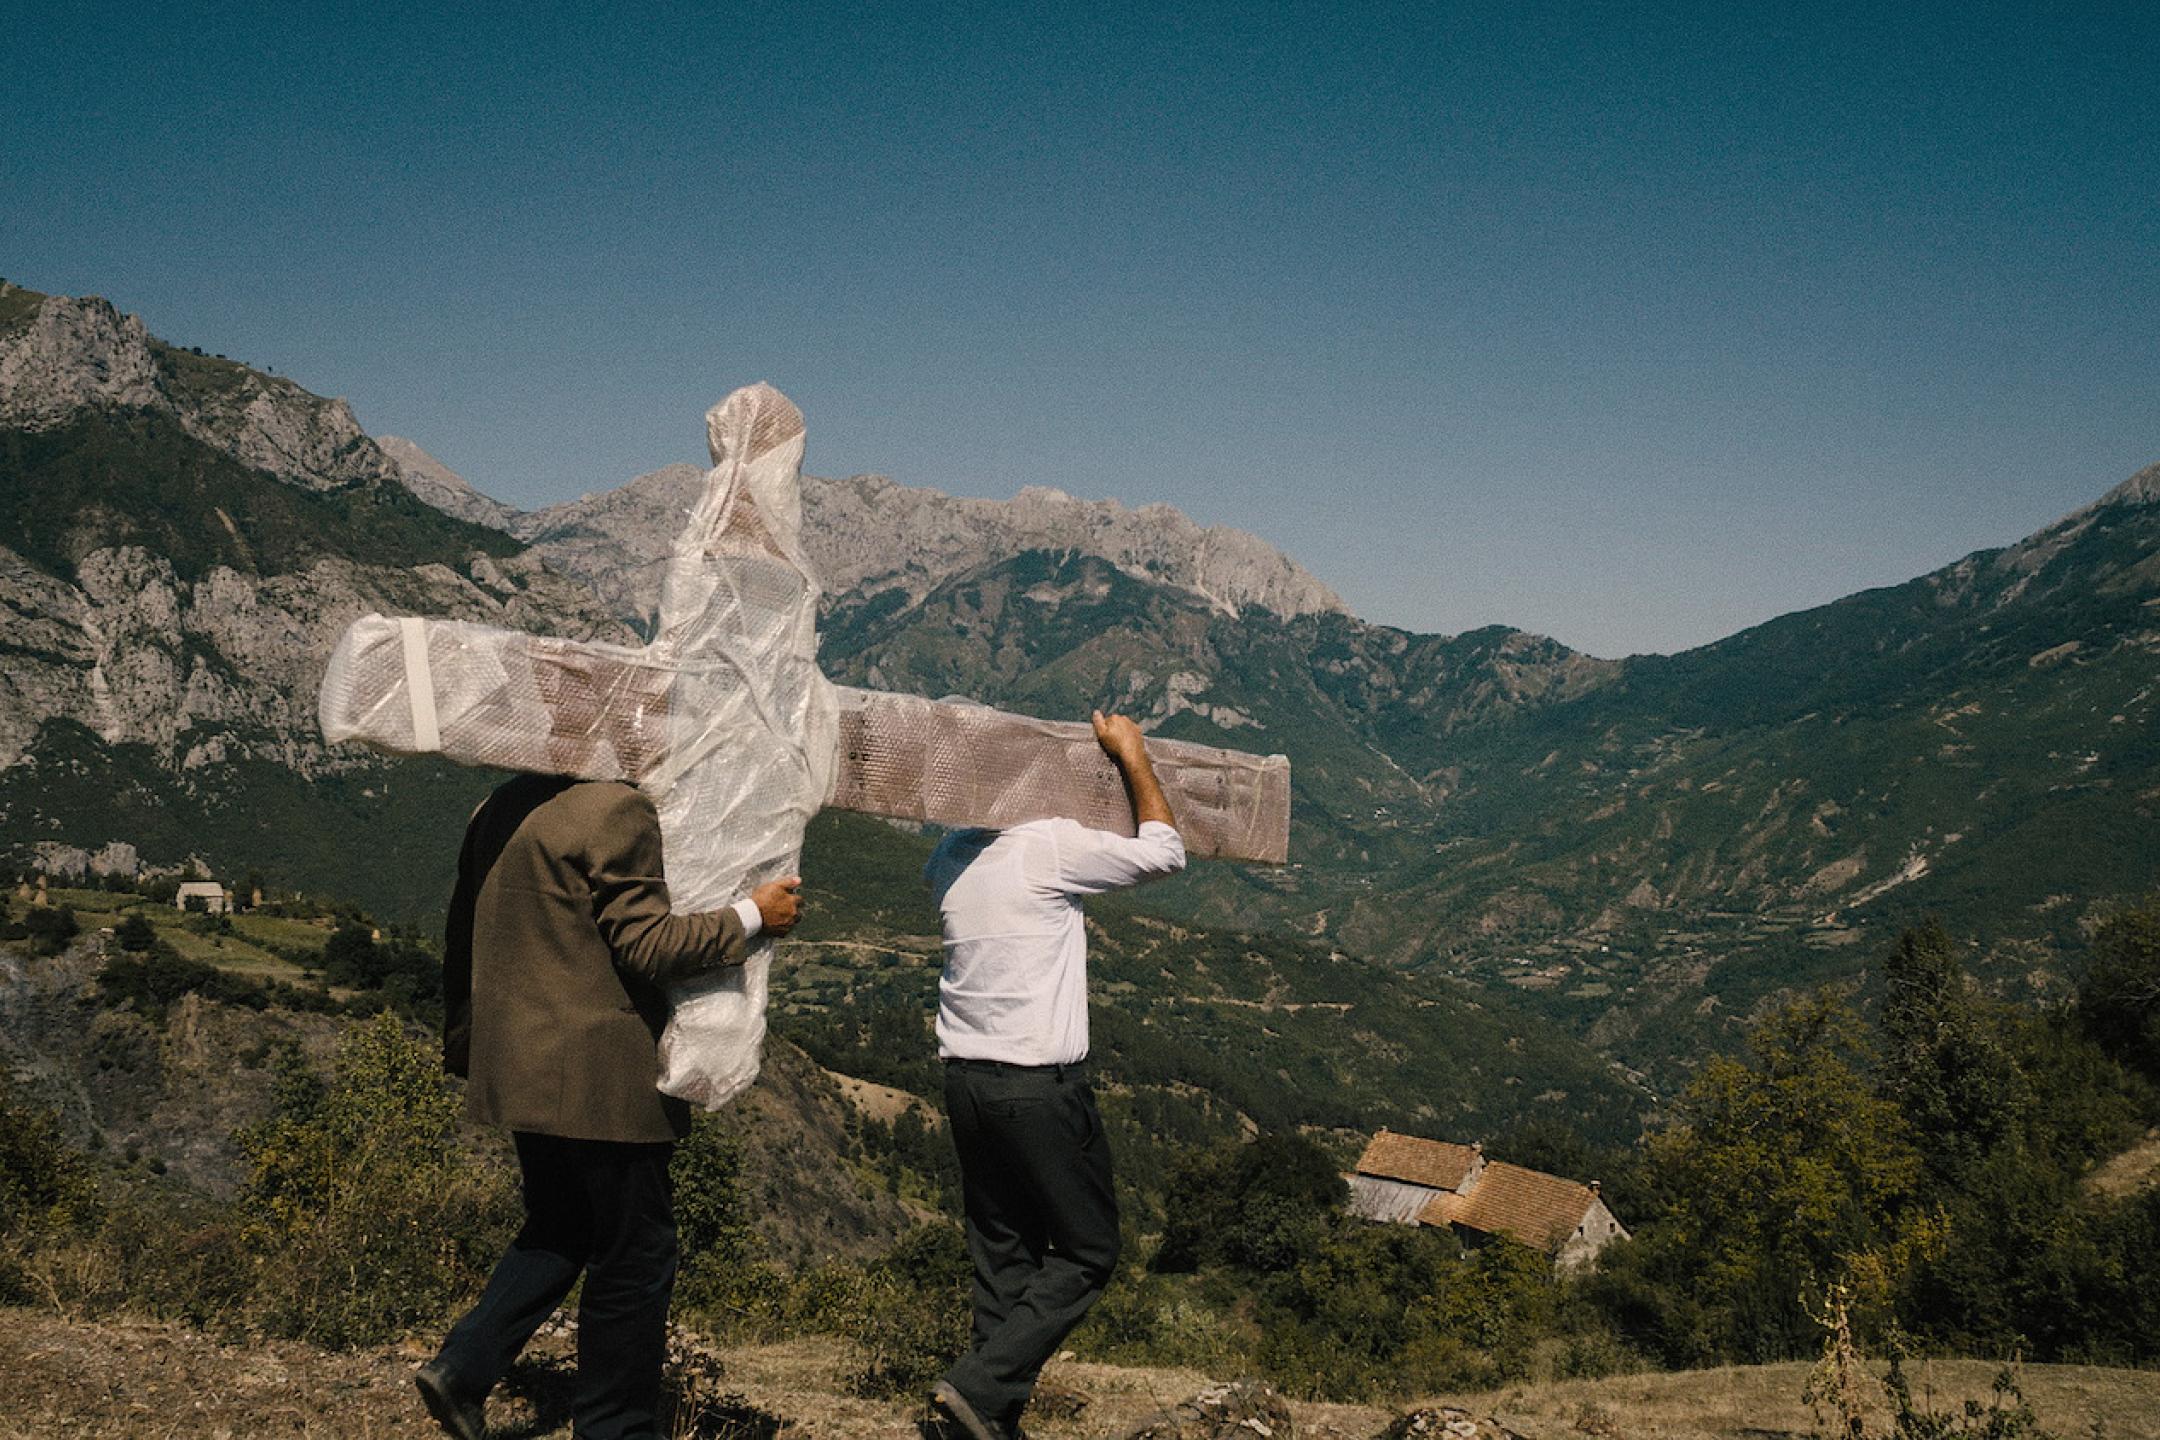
[928,817,1187,1065]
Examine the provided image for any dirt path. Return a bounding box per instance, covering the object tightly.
[7,1307,2156,1440]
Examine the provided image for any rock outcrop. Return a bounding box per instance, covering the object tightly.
[0,284,403,494]
[1378,1406,1528,1439]
[1125,1380,1299,1439]
[0,287,162,422]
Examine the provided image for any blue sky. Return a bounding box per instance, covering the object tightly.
[4,1,2155,656]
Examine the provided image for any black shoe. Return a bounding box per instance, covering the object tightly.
[415,1360,487,1440]
[930,1380,1006,1440]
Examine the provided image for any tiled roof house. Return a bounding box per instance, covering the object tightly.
[1348,1129,1629,1272]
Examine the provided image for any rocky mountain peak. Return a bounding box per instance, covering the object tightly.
[0,285,401,495]
[382,447,1347,629]
[795,469,1347,623]
[2100,460,2160,508]
[375,436,522,533]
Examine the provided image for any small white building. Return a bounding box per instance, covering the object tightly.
[174,881,232,915]
[1347,1129,1629,1272]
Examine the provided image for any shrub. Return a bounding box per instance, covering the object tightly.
[1071,1268,1246,1372]
[1253,1220,1467,1401]
[235,1016,516,1346]
[671,1113,762,1315]
[845,1224,973,1399]
[23,904,78,955]
[0,1070,99,1301]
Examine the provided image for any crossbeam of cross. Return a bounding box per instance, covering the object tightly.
[320,384,1290,1107]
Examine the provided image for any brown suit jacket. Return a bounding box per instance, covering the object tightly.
[443,775,750,1143]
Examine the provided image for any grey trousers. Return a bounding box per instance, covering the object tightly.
[941,1059,1121,1430]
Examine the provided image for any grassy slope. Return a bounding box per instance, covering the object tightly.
[0,720,507,924]
[34,885,329,982]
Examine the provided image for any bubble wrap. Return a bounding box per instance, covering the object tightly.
[324,383,834,1109]
[319,382,1290,1108]
[829,688,1287,863]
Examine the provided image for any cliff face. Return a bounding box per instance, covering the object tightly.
[0,285,400,494]
[0,543,621,774]
[0,285,628,783]
[797,473,1347,622]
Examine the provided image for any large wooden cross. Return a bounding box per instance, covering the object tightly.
[320,383,1290,1107]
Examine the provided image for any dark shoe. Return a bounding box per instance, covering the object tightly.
[415,1359,487,1440]
[930,1380,1006,1440]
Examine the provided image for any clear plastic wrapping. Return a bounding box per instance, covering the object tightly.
[319,382,1289,1109]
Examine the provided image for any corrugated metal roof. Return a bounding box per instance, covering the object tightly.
[1347,1174,1443,1224]
[1353,1130,1480,1190]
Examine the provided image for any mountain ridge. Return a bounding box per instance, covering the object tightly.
[375,435,1349,629]
[4,280,2156,1096]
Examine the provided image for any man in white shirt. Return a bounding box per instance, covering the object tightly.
[925,711,1186,1440]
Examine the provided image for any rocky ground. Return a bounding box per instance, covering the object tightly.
[7,1307,2159,1440]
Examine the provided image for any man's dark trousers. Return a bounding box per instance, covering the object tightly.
[435,1132,679,1440]
[942,1059,1120,1431]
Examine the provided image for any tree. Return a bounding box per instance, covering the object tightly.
[1631,991,1927,1362]
[22,905,78,956]
[2081,896,2160,1078]
[320,920,379,987]
[113,913,158,953]
[1879,920,2026,1184]
[1877,919,2155,1357]
[1154,1130,1346,1274]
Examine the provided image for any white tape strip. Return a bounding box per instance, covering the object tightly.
[399,616,441,752]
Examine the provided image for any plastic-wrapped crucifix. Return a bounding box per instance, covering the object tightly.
[319,384,1290,1109]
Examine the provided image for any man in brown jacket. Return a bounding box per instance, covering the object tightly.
[415,774,802,1440]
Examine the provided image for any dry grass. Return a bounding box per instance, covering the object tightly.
[5,1307,2156,1440]
[822,1069,935,1125]
[1427,1358,2160,1440]
[0,1308,1390,1439]
[2084,1128,2160,1201]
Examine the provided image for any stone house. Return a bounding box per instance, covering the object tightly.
[1346,1128,1629,1272]
[174,881,232,915]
